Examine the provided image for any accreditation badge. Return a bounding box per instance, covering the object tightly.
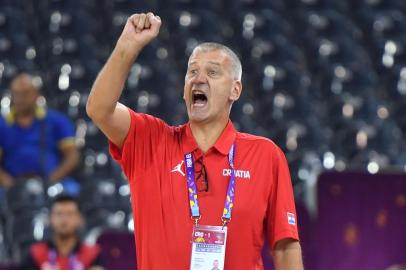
[190,225,228,270]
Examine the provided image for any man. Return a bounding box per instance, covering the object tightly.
[211,259,220,270]
[87,12,303,269]
[23,194,105,270]
[0,73,80,195]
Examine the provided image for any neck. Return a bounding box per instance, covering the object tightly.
[190,117,229,153]
[16,114,35,126]
[15,109,36,127]
[53,235,78,257]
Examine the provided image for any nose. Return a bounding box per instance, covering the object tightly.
[190,71,207,85]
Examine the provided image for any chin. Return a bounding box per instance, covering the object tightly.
[187,110,203,121]
[58,232,76,239]
[189,114,209,123]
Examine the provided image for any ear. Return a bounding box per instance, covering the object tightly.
[229,80,242,102]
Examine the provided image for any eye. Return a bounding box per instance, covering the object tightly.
[189,69,198,75]
[208,70,217,76]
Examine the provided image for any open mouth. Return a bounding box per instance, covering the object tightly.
[192,91,208,106]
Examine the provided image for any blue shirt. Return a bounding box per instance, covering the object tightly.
[0,107,75,178]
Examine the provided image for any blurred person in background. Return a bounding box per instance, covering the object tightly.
[386,265,406,270]
[22,194,105,270]
[87,12,303,270]
[0,73,80,196]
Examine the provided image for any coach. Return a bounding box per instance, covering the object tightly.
[87,12,303,270]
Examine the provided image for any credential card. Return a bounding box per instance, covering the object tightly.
[190,225,227,270]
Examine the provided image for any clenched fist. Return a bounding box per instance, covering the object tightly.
[116,12,161,58]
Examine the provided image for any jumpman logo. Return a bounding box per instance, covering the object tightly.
[171,160,185,176]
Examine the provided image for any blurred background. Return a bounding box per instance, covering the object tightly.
[0,0,405,269]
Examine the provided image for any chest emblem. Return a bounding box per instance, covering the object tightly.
[171,160,185,176]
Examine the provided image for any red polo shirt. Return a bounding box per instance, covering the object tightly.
[109,109,299,270]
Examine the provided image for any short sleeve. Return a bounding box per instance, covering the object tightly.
[267,146,300,250]
[108,108,169,179]
[51,111,76,148]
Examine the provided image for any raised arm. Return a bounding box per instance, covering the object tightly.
[86,13,161,148]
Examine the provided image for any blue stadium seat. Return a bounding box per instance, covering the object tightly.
[159,10,227,57]
[234,9,294,42]
[242,35,305,69]
[286,0,350,11]
[157,0,219,12]
[225,0,286,12]
[295,9,361,41]
[6,178,47,214]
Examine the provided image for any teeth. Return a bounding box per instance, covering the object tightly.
[192,90,205,95]
[192,90,207,104]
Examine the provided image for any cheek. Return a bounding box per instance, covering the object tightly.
[213,87,231,102]
[183,82,191,100]
[50,219,56,227]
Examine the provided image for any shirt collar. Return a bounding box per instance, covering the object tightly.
[182,120,237,156]
[4,106,47,125]
[47,239,82,255]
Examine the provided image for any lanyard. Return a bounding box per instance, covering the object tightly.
[185,143,237,226]
[48,249,83,270]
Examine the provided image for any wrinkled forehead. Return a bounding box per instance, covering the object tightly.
[188,48,232,68]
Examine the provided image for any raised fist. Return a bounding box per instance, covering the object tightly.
[116,12,161,57]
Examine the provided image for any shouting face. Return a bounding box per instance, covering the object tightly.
[183,48,242,125]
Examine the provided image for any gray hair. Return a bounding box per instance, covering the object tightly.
[191,42,242,80]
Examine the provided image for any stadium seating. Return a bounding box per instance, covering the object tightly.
[0,0,406,268]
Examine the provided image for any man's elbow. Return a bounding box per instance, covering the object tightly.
[88,267,105,270]
[86,96,98,121]
[274,238,302,251]
[86,96,113,124]
[71,148,80,167]
[272,239,303,270]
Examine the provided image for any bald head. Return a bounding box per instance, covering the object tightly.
[190,42,242,81]
[10,73,40,93]
[10,73,40,116]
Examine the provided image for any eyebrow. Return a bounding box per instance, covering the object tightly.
[207,61,221,66]
[188,61,221,67]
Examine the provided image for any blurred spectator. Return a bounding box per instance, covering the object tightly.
[0,73,80,196]
[386,265,406,270]
[22,194,105,270]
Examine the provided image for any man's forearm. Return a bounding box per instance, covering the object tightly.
[86,45,140,120]
[49,148,80,182]
[272,239,304,270]
[85,13,161,148]
[0,167,13,189]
